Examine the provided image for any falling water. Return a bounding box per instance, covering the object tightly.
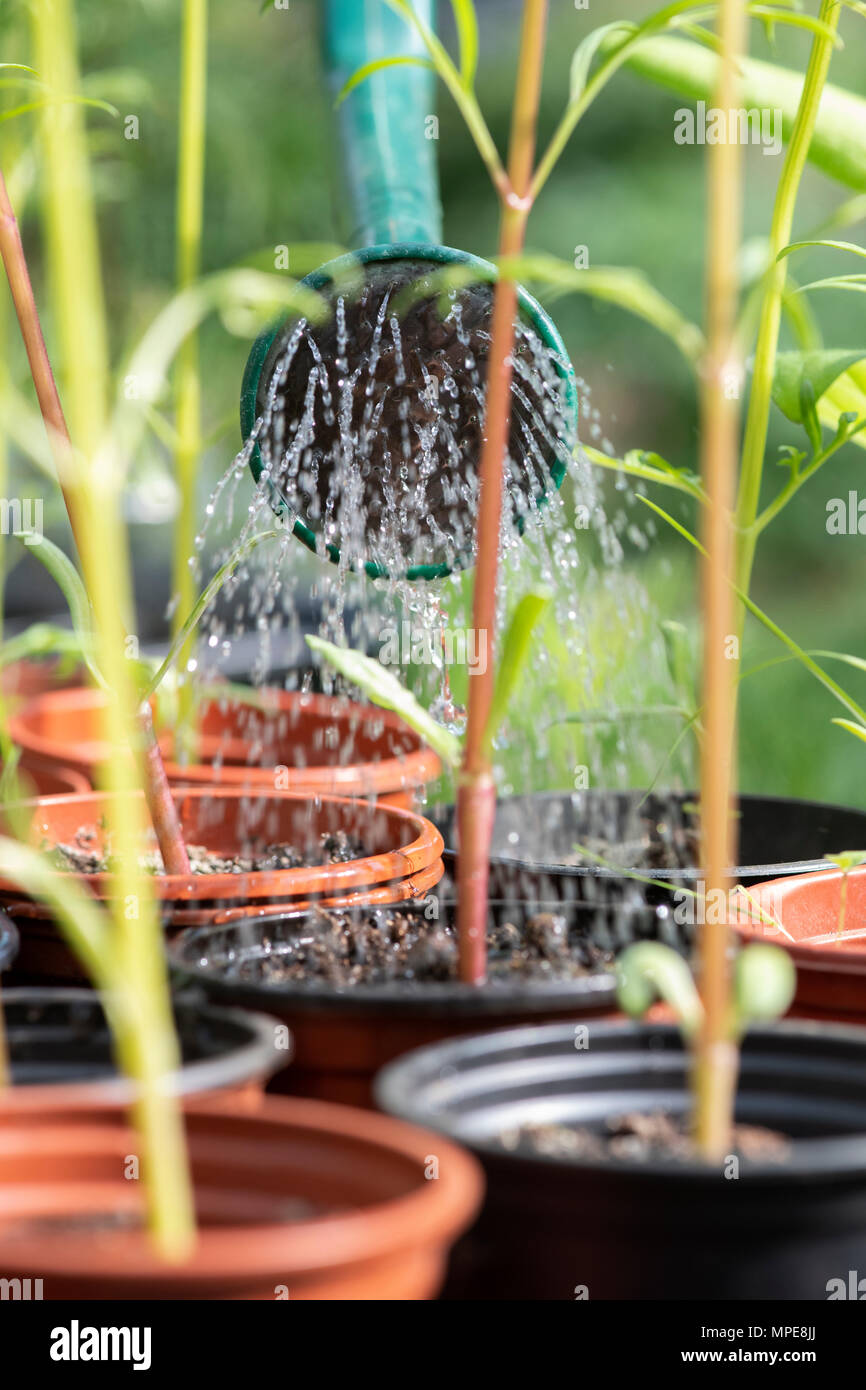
[180,262,692,872]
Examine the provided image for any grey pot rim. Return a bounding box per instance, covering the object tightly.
[434,789,864,883]
[3,986,285,1102]
[374,1017,866,1183]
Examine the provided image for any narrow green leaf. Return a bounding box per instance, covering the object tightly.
[499,253,705,367]
[583,443,707,500]
[614,36,866,191]
[779,238,866,264]
[0,94,118,126]
[833,718,866,746]
[482,590,551,756]
[335,55,435,108]
[12,535,105,688]
[144,529,282,700]
[448,0,479,89]
[569,21,636,102]
[661,619,697,709]
[796,274,866,295]
[638,496,866,726]
[306,636,462,770]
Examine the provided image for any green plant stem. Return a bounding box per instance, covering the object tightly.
[28,0,194,1257]
[751,418,865,534]
[457,0,548,985]
[734,0,841,599]
[172,0,209,757]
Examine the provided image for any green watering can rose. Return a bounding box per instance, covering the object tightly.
[240,0,578,582]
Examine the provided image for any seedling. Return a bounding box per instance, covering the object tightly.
[618,939,796,1041]
[824,850,866,937]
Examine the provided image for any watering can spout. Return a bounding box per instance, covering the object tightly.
[323,0,443,250]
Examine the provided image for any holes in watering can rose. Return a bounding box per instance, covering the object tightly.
[253,259,574,572]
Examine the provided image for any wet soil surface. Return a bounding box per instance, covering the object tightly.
[49,826,367,876]
[501,1111,789,1164]
[222,905,614,988]
[562,807,701,872]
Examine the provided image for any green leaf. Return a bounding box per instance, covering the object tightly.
[825,850,866,872]
[12,535,105,689]
[613,36,866,191]
[820,361,866,450]
[144,528,282,700]
[482,590,551,756]
[0,94,118,126]
[796,274,866,296]
[732,944,796,1033]
[661,620,697,710]
[306,636,462,770]
[569,21,636,102]
[833,718,866,747]
[498,253,704,367]
[0,838,113,991]
[583,444,706,500]
[778,239,866,264]
[335,55,435,108]
[448,0,479,89]
[638,496,866,727]
[771,350,866,425]
[616,942,703,1038]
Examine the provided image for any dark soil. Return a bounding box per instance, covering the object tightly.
[222,904,614,988]
[500,1111,789,1164]
[257,258,571,567]
[564,806,701,872]
[48,825,367,876]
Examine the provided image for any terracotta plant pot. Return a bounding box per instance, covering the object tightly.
[167,899,665,1106]
[8,685,440,808]
[0,754,90,798]
[742,865,866,1022]
[0,656,84,702]
[377,1019,866,1300]
[0,789,443,984]
[1,987,286,1117]
[0,1095,483,1299]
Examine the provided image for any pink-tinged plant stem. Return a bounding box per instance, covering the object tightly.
[0,168,190,876]
[457,0,548,984]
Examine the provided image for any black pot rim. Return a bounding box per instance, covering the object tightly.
[374,1018,866,1181]
[434,790,864,882]
[4,986,284,1099]
[166,900,624,1018]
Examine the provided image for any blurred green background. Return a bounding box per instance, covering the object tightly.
[1,0,864,808]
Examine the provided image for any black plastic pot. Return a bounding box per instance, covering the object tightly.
[433,790,866,902]
[376,1019,866,1300]
[2,987,286,1112]
[168,899,671,1106]
[0,911,18,973]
